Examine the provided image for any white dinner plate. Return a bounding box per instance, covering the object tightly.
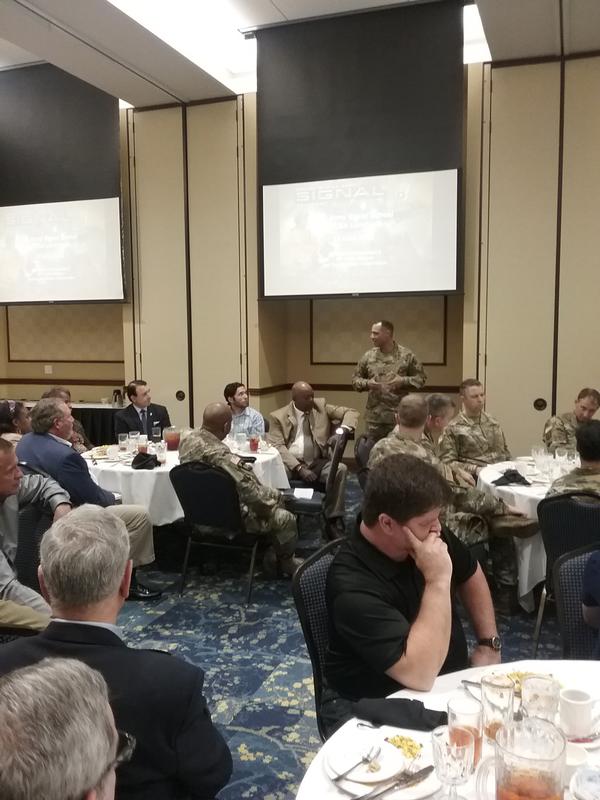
[322,724,440,798]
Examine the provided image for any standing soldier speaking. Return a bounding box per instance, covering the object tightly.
[352,320,427,441]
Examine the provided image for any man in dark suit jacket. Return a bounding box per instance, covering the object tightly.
[115,380,171,439]
[0,505,232,800]
[16,398,160,600]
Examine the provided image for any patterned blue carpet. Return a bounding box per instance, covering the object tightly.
[117,474,561,800]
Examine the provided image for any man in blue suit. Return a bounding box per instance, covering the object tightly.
[17,398,160,601]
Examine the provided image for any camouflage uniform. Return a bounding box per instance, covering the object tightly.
[438,410,511,476]
[543,412,577,455]
[179,428,297,555]
[547,466,600,498]
[368,430,518,585]
[352,344,426,441]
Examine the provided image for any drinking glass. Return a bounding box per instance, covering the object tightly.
[531,445,547,471]
[481,674,515,742]
[431,725,473,800]
[235,433,247,452]
[155,441,167,465]
[128,431,139,454]
[137,434,148,454]
[447,693,483,767]
[118,433,128,454]
[521,676,560,723]
[164,426,181,452]
[555,447,568,462]
[151,424,162,443]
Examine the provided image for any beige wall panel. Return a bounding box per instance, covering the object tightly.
[557,57,600,411]
[312,297,445,364]
[463,64,485,377]
[187,101,242,420]
[484,63,559,453]
[6,305,124,362]
[133,108,189,427]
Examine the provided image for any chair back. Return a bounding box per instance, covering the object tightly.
[292,539,342,740]
[169,461,244,533]
[354,434,375,490]
[15,503,54,592]
[553,543,600,659]
[537,491,600,590]
[324,429,349,498]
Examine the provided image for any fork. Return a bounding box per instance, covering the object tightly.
[333,744,381,783]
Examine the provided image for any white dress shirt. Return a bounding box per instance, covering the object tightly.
[288,404,309,459]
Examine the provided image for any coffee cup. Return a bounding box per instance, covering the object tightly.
[560,689,600,738]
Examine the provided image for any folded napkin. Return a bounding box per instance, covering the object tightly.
[131,453,159,470]
[352,698,447,731]
[492,469,531,487]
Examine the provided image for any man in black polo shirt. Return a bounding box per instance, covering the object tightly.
[323,454,500,735]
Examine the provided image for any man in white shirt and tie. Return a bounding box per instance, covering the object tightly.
[268,382,359,537]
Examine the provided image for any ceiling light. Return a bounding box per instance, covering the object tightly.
[463,4,491,64]
[107,0,256,93]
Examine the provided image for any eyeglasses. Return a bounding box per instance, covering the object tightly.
[111,730,136,770]
[80,730,136,799]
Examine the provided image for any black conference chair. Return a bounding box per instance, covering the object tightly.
[292,538,342,741]
[15,503,54,593]
[532,491,600,656]
[169,461,263,606]
[553,543,600,660]
[354,434,375,491]
[284,429,349,537]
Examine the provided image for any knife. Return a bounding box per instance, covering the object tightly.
[356,765,434,800]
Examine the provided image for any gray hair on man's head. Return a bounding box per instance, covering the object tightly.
[30,397,67,434]
[426,393,455,418]
[41,505,130,607]
[0,657,116,800]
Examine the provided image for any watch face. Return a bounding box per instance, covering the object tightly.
[491,636,501,650]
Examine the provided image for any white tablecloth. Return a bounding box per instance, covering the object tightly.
[85,447,290,526]
[478,461,548,612]
[296,659,600,799]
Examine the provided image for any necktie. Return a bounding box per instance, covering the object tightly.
[140,409,147,436]
[302,413,316,465]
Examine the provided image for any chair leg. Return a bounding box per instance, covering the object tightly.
[179,537,192,597]
[246,541,259,607]
[532,585,547,658]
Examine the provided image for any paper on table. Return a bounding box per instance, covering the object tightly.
[294,488,314,499]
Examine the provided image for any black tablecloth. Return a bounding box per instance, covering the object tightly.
[72,407,119,445]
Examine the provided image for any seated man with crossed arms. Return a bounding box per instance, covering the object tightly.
[543,387,600,454]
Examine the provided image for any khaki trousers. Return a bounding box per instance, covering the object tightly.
[2,578,51,624]
[319,461,347,520]
[107,505,155,567]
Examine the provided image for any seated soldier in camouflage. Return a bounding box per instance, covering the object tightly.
[179,403,301,577]
[369,394,536,611]
[547,419,600,499]
[438,379,510,478]
[543,388,600,455]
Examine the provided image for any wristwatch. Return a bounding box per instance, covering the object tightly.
[478,636,502,651]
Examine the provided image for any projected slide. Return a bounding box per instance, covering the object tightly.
[0,197,124,304]
[262,169,457,297]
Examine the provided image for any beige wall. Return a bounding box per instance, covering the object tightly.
[469,54,600,455]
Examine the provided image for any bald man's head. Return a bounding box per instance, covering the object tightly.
[202,402,233,440]
[396,394,428,430]
[291,382,314,413]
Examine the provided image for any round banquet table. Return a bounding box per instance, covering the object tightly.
[296,659,600,800]
[84,447,290,526]
[477,461,549,612]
